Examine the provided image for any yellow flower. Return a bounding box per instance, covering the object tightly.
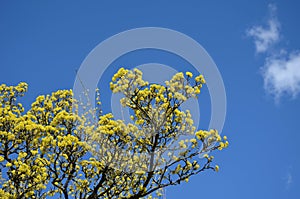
[186,71,193,78]
[6,162,12,167]
[135,170,145,175]
[179,140,187,148]
[215,165,219,172]
[31,150,38,155]
[190,138,197,144]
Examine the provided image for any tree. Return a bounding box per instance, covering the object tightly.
[0,68,228,199]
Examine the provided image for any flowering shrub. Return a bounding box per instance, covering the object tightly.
[0,68,228,199]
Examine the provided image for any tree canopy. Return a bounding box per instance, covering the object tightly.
[0,68,228,199]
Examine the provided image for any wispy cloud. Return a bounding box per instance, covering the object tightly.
[247,4,300,101]
[247,4,280,53]
[286,173,292,189]
[284,167,293,190]
[263,51,300,100]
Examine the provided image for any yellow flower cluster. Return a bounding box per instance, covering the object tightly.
[0,69,228,198]
[110,67,149,95]
[109,68,228,179]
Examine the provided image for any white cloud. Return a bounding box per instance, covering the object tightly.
[247,4,300,101]
[263,52,300,100]
[284,167,293,190]
[247,4,280,53]
[286,172,292,189]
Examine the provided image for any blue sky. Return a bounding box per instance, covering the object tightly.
[1,1,300,199]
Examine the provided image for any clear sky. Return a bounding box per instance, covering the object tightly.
[1,1,300,199]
